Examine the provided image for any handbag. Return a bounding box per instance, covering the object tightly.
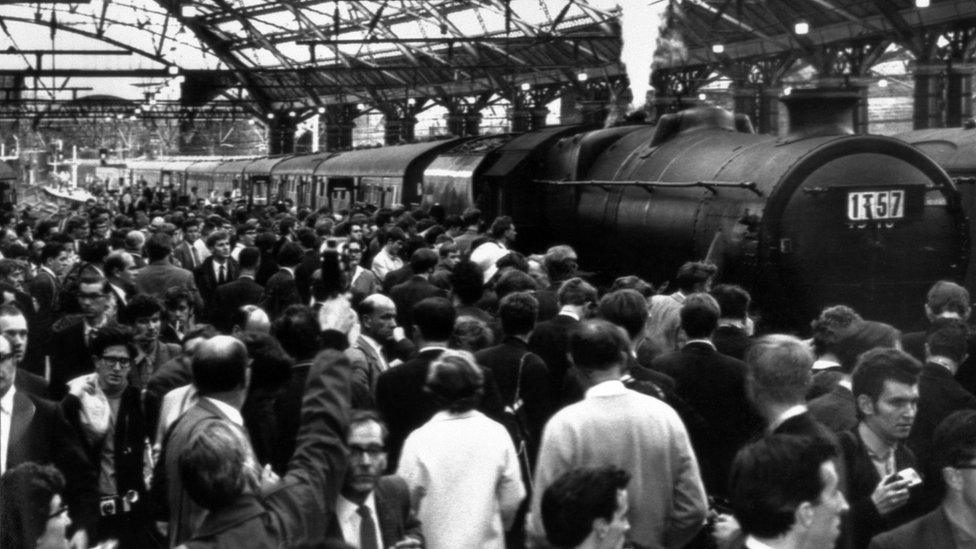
[502,353,534,484]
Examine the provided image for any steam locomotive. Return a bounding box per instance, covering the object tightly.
[116,89,969,330]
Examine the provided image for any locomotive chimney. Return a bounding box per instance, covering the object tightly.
[780,88,859,142]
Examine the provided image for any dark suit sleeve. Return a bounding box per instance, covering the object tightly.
[479,369,506,422]
[268,349,350,544]
[522,354,555,444]
[46,398,99,539]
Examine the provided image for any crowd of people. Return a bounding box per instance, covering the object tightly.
[0,185,976,549]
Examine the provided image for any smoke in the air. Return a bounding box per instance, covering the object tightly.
[618,0,671,111]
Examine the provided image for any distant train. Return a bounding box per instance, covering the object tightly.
[104,89,968,331]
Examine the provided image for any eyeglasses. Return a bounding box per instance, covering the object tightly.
[48,504,69,520]
[78,293,106,300]
[100,356,131,368]
[349,444,385,457]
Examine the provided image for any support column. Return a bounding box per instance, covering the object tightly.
[268,115,297,154]
[444,106,483,137]
[530,107,549,130]
[947,64,975,127]
[759,88,782,135]
[463,111,482,136]
[913,64,944,129]
[509,108,533,133]
[322,105,357,151]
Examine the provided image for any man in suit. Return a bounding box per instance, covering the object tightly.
[193,230,239,312]
[643,261,718,360]
[135,232,202,310]
[709,284,753,361]
[212,246,263,333]
[172,218,203,270]
[900,280,976,395]
[650,292,761,497]
[104,250,136,308]
[24,241,69,375]
[152,335,256,547]
[869,410,976,549]
[906,319,976,512]
[161,349,349,548]
[345,241,381,300]
[376,297,504,471]
[346,294,412,404]
[390,248,446,340]
[840,348,926,548]
[49,275,113,400]
[730,434,849,549]
[262,242,303,320]
[528,277,597,401]
[0,335,98,548]
[118,294,182,390]
[293,227,321,305]
[327,410,423,549]
[0,305,48,398]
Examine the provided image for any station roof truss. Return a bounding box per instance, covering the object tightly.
[0,0,625,121]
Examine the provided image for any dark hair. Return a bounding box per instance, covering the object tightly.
[145,232,174,261]
[495,251,529,274]
[183,323,218,345]
[680,293,721,339]
[710,284,751,319]
[349,409,389,443]
[40,242,66,264]
[746,335,813,405]
[610,275,654,297]
[927,280,970,318]
[192,336,249,394]
[119,293,163,325]
[296,227,318,249]
[450,316,495,352]
[409,247,439,274]
[77,274,110,296]
[0,462,66,549]
[78,239,110,264]
[569,319,629,371]
[541,466,630,548]
[238,331,294,392]
[935,410,976,470]
[64,215,89,235]
[851,348,921,415]
[312,251,346,300]
[413,297,456,342]
[927,318,969,363]
[272,305,321,361]
[425,350,483,413]
[383,227,407,245]
[90,324,137,359]
[206,230,230,249]
[103,251,130,279]
[163,286,192,311]
[810,305,862,356]
[557,277,597,307]
[675,261,717,293]
[730,434,838,538]
[450,260,485,305]
[238,246,260,270]
[835,321,901,374]
[598,289,647,339]
[499,291,538,337]
[461,208,481,227]
[277,242,304,267]
[488,216,514,239]
[494,270,537,299]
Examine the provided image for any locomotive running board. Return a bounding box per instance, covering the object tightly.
[534,179,764,197]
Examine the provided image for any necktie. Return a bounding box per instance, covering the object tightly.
[357,505,379,549]
[191,246,199,268]
[218,264,226,285]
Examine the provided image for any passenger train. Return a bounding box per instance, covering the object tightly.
[101,89,971,331]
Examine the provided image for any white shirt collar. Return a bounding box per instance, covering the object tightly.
[419,345,448,354]
[204,397,243,426]
[40,266,56,278]
[585,379,628,398]
[769,404,808,433]
[744,536,779,549]
[337,491,377,523]
[360,333,384,354]
[812,358,841,371]
[0,385,15,415]
[282,266,295,277]
[557,306,580,321]
[683,338,716,350]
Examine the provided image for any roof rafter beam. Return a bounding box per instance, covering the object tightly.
[869,0,919,52]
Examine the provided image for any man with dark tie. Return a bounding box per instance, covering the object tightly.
[327,410,423,549]
[49,275,112,400]
[104,250,137,308]
[24,241,69,376]
[173,219,203,270]
[194,229,239,310]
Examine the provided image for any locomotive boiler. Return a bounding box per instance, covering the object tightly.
[532,89,968,330]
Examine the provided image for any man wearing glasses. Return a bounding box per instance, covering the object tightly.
[869,410,976,548]
[62,325,158,546]
[327,409,423,549]
[345,242,380,300]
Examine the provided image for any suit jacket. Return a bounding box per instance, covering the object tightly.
[840,428,925,549]
[194,256,240,310]
[867,507,956,549]
[381,265,413,295]
[48,318,95,400]
[474,337,554,458]
[155,398,249,546]
[178,352,350,549]
[294,249,320,306]
[903,329,976,397]
[212,275,264,331]
[527,313,578,400]
[712,324,751,360]
[24,269,59,373]
[262,268,302,320]
[375,347,505,472]
[14,367,49,398]
[136,260,203,310]
[349,268,381,300]
[345,334,388,400]
[650,341,762,496]
[389,275,446,339]
[173,241,200,271]
[5,390,98,538]
[325,476,423,547]
[809,384,859,434]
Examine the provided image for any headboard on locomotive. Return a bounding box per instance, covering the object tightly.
[535,89,967,331]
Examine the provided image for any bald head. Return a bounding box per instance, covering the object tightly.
[358,294,397,342]
[192,335,249,395]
